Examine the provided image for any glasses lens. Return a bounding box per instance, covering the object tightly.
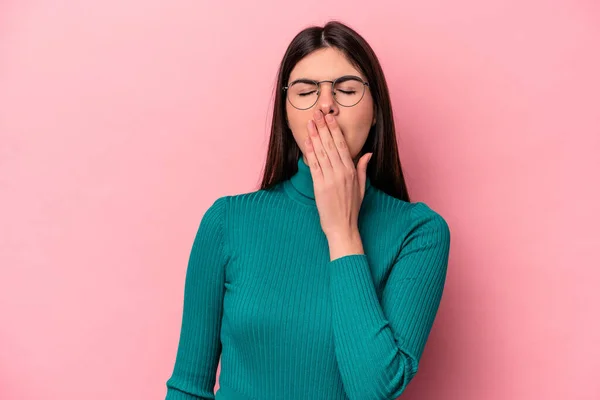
[286,77,366,109]
[287,81,319,110]
[333,77,366,107]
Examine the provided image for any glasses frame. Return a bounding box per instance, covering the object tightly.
[282,74,370,110]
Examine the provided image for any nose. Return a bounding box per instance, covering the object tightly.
[316,82,339,116]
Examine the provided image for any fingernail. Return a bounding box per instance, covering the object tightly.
[325,114,333,123]
[314,111,323,121]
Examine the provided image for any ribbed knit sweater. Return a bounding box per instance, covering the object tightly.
[165,156,451,400]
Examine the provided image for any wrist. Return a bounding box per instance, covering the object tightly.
[327,229,364,261]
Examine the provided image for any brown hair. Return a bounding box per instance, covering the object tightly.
[259,20,410,202]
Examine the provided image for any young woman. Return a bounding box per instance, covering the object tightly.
[165,20,451,400]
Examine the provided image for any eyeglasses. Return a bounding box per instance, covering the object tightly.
[282,75,370,110]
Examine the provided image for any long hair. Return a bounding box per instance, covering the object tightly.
[259,20,410,202]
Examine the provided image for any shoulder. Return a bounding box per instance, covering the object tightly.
[200,185,284,224]
[195,195,230,237]
[365,188,450,246]
[405,201,451,249]
[370,186,449,234]
[203,195,230,218]
[410,201,448,224]
[367,187,447,227]
[219,183,288,212]
[204,185,273,212]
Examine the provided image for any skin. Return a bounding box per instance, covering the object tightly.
[284,47,376,261]
[285,47,376,166]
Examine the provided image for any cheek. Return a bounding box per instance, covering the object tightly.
[339,118,371,155]
[287,106,307,127]
[286,109,313,151]
[339,117,371,141]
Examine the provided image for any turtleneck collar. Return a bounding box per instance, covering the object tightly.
[283,156,372,206]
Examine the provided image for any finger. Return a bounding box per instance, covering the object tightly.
[357,152,372,198]
[323,113,353,169]
[312,110,342,178]
[304,122,324,185]
[307,116,333,180]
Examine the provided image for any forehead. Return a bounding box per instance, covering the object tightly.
[288,47,365,82]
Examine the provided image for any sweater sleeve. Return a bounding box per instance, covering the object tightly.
[165,196,229,400]
[328,202,451,400]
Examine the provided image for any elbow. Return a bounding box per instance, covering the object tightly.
[385,369,417,400]
[165,377,215,400]
[344,352,419,400]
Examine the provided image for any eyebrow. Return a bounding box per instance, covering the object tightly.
[288,74,364,86]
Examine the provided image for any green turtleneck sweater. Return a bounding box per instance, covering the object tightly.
[165,157,451,400]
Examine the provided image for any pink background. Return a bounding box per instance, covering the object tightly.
[1,1,599,399]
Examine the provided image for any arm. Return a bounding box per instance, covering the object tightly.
[165,196,229,400]
[328,202,451,400]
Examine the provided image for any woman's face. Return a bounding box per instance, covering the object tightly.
[285,47,376,166]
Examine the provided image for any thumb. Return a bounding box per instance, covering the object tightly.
[357,152,373,197]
